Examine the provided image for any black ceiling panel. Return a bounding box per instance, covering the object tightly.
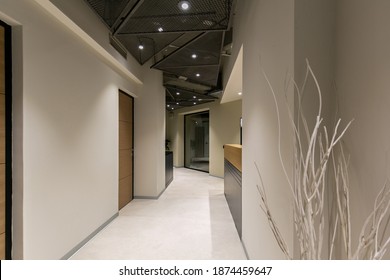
[166,87,217,110]
[83,0,235,109]
[85,0,138,28]
[116,0,233,35]
[153,31,224,69]
[116,33,183,65]
[163,65,220,87]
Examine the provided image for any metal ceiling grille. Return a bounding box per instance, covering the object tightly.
[162,65,221,87]
[84,0,235,110]
[116,33,184,65]
[116,0,232,35]
[85,0,137,28]
[166,86,217,110]
[153,31,224,69]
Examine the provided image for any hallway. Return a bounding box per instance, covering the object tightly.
[70,168,247,260]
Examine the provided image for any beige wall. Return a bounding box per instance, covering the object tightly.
[335,0,390,259]
[167,100,242,178]
[229,0,295,259]
[226,0,339,260]
[134,64,166,198]
[294,0,336,259]
[0,0,165,259]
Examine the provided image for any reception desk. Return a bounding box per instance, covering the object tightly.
[224,144,242,237]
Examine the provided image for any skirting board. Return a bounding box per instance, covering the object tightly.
[134,186,167,200]
[61,212,119,260]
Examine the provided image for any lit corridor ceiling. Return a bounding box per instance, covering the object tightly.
[84,0,234,110]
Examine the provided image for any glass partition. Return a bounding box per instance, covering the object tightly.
[184,111,209,172]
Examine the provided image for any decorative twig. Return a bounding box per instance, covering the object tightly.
[255,59,390,259]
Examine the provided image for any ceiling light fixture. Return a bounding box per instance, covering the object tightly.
[193,102,197,105]
[138,44,144,50]
[176,102,179,105]
[192,54,197,59]
[176,92,180,95]
[196,73,200,77]
[178,1,190,11]
[238,92,242,96]
[158,27,164,32]
[193,96,196,99]
[167,105,170,107]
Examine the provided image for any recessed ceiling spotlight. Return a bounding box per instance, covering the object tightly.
[193,96,196,99]
[193,102,197,105]
[176,102,179,105]
[199,99,202,101]
[196,73,200,77]
[192,54,197,59]
[158,27,164,32]
[167,105,170,107]
[238,92,242,96]
[176,92,180,95]
[178,1,190,11]
[138,44,144,50]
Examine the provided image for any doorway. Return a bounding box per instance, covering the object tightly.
[0,20,11,260]
[118,91,134,210]
[184,111,210,173]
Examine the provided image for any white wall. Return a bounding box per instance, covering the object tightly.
[49,0,142,81]
[168,100,242,178]
[294,0,336,259]
[134,64,166,198]
[0,0,164,259]
[225,0,338,260]
[241,0,296,259]
[335,0,390,259]
[231,0,295,259]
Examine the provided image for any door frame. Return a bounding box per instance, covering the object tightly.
[183,110,210,173]
[118,90,134,207]
[1,20,12,260]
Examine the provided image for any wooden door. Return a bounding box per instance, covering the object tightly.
[0,24,6,260]
[118,91,133,210]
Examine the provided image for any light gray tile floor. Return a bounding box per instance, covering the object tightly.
[70,168,246,260]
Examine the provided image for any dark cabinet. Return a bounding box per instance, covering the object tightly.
[165,151,173,187]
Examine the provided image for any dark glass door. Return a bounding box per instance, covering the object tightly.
[184,111,209,173]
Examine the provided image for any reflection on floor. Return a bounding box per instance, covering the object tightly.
[70,168,247,260]
[188,161,209,172]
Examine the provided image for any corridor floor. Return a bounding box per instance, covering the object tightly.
[70,168,247,260]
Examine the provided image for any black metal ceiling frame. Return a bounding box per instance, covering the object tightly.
[84,0,234,111]
[166,86,218,100]
[128,32,192,65]
[112,0,144,34]
[112,0,232,36]
[151,32,206,69]
[166,87,218,110]
[152,30,225,89]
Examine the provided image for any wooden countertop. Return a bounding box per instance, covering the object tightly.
[224,144,242,172]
